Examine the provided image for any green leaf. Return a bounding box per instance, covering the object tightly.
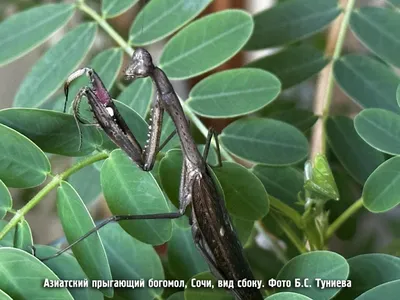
[102,0,139,19]
[245,0,340,49]
[168,225,209,282]
[14,219,33,252]
[326,116,385,184]
[0,247,73,299]
[167,292,185,300]
[231,216,254,245]
[99,223,164,300]
[160,114,181,153]
[245,244,284,286]
[388,0,400,6]
[184,272,233,300]
[356,280,400,300]
[268,109,318,132]
[14,23,97,108]
[117,78,153,118]
[259,99,296,115]
[198,144,219,166]
[160,10,253,79]
[35,245,103,300]
[354,108,400,155]
[69,162,101,206]
[338,254,400,299]
[333,55,400,113]
[0,124,50,188]
[277,251,349,299]
[213,162,269,220]
[101,149,172,245]
[57,181,113,297]
[246,44,329,89]
[0,108,102,156]
[159,149,184,208]
[267,292,312,300]
[90,48,123,89]
[40,92,69,111]
[363,156,400,212]
[0,221,15,248]
[130,0,212,45]
[0,290,12,300]
[252,165,303,211]
[0,4,75,66]
[327,170,359,241]
[350,7,400,68]
[187,68,281,118]
[0,181,11,219]
[65,48,124,114]
[220,118,309,166]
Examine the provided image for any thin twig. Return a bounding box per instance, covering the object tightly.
[310,0,357,159]
[0,152,108,240]
[326,198,364,239]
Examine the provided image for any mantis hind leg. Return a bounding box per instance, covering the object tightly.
[32,211,184,262]
[158,129,177,153]
[203,128,222,168]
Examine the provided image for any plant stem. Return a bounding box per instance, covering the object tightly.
[78,1,236,162]
[77,1,134,56]
[326,198,364,239]
[310,0,356,158]
[0,152,108,241]
[269,195,303,229]
[322,0,356,117]
[272,213,307,254]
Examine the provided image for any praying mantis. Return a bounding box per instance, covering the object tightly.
[37,48,264,300]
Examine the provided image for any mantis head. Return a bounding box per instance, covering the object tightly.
[124,47,154,80]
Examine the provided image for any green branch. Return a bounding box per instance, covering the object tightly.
[0,152,108,241]
[269,195,303,229]
[313,0,357,155]
[326,197,364,239]
[271,213,307,254]
[322,0,356,117]
[77,1,133,56]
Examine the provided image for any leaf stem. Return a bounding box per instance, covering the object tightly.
[310,0,357,157]
[271,213,307,254]
[269,195,303,229]
[154,294,163,300]
[0,152,108,241]
[322,0,356,116]
[77,1,134,56]
[326,197,364,239]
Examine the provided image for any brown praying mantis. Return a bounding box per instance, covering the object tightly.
[36,48,264,300]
